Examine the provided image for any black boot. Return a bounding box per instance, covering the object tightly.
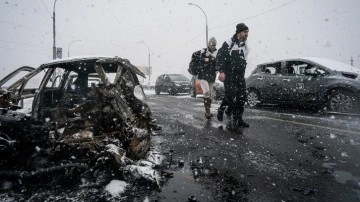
[217,108,224,122]
[225,108,232,120]
[236,119,249,128]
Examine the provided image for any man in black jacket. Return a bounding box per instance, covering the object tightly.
[216,23,250,130]
[189,37,218,119]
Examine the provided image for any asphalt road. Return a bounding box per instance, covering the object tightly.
[145,92,360,202]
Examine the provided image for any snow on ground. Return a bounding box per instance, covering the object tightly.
[104,180,128,197]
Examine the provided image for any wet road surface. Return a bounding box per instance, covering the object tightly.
[146,92,360,201]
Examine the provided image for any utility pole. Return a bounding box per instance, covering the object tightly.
[351,56,354,66]
[53,0,58,59]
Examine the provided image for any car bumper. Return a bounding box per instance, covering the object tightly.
[175,85,190,93]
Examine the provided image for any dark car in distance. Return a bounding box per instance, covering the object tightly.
[246,57,360,114]
[155,74,190,95]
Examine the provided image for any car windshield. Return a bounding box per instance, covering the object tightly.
[169,74,189,81]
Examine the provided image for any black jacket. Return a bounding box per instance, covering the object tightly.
[189,48,217,82]
[216,34,248,80]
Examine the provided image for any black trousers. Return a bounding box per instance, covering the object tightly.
[219,78,246,121]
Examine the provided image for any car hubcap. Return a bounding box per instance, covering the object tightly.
[247,92,259,107]
[329,93,353,112]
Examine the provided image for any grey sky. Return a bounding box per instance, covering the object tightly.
[1,0,360,81]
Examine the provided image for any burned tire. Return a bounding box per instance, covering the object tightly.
[247,89,261,108]
[326,89,359,114]
[155,86,160,95]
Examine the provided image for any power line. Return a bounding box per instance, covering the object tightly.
[40,0,52,17]
[0,20,48,32]
[34,0,52,24]
[158,0,299,56]
[210,0,298,31]
[0,46,48,55]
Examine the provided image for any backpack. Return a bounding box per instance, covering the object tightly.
[188,49,205,76]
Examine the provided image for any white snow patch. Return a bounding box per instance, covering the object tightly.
[124,165,160,187]
[104,180,127,197]
[106,144,121,155]
[330,133,337,139]
[143,196,150,202]
[57,127,65,135]
[341,152,349,157]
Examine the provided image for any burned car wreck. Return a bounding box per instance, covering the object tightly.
[0,56,163,199]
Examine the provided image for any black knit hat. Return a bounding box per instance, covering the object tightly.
[236,23,249,34]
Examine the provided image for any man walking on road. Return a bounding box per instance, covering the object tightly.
[216,23,250,130]
[188,37,218,119]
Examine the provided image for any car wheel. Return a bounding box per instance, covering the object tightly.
[155,86,160,95]
[326,89,359,113]
[247,89,261,108]
[190,86,197,97]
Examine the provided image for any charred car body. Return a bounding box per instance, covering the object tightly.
[0,56,162,193]
[246,57,360,114]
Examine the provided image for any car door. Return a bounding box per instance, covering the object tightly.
[276,61,322,103]
[294,64,329,104]
[251,62,282,102]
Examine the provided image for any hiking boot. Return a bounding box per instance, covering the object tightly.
[236,119,250,128]
[225,109,232,120]
[204,98,212,119]
[226,121,241,132]
[217,108,224,122]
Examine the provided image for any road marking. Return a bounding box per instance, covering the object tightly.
[250,116,360,135]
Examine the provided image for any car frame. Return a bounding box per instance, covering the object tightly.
[246,57,360,114]
[1,56,148,121]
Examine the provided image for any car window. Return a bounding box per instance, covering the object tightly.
[304,66,327,76]
[47,68,64,88]
[264,67,277,75]
[285,62,314,76]
[260,62,281,75]
[164,75,171,81]
[0,71,31,88]
[25,70,47,89]
[169,74,189,81]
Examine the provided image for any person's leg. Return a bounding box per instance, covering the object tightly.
[232,82,249,128]
[199,80,212,119]
[217,81,232,121]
